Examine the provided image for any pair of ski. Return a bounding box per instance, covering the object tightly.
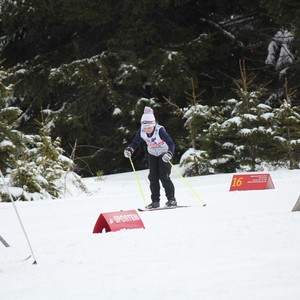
[138,205,191,212]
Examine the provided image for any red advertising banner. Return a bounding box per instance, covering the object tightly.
[229,173,275,191]
[93,210,145,233]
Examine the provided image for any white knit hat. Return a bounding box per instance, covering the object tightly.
[141,106,156,128]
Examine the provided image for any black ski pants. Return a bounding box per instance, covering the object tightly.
[148,153,175,202]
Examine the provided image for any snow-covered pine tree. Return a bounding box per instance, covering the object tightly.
[4,112,87,201]
[0,63,25,173]
[208,97,276,172]
[180,78,221,176]
[206,60,275,172]
[265,28,295,73]
[264,27,297,107]
[272,97,300,169]
[1,61,87,201]
[175,60,300,175]
[205,99,242,173]
[0,102,24,171]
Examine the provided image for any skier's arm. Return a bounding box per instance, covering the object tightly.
[159,127,175,154]
[129,128,143,151]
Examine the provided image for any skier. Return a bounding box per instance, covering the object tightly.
[124,106,177,209]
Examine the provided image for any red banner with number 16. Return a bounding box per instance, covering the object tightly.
[229,174,275,191]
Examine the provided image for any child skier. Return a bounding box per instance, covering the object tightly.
[124,106,177,209]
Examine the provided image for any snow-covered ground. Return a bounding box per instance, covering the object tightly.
[1,166,300,300]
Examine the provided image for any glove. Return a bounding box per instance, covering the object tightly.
[124,147,134,158]
[162,151,173,163]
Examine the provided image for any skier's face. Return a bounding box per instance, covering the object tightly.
[144,126,155,134]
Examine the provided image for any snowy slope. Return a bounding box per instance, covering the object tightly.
[1,167,300,300]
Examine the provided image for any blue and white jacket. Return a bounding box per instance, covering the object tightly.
[129,124,175,157]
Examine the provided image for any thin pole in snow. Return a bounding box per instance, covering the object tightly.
[0,235,10,247]
[129,157,147,207]
[0,170,37,264]
[169,161,207,207]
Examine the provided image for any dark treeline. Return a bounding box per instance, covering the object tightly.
[0,0,299,176]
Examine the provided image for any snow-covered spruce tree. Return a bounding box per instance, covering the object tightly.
[0,100,24,172]
[179,79,221,176]
[180,104,222,176]
[0,64,25,174]
[265,27,297,107]
[265,28,294,72]
[208,98,276,172]
[5,113,87,201]
[206,60,276,172]
[205,99,242,173]
[272,95,300,169]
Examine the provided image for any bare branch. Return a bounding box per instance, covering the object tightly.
[163,96,180,110]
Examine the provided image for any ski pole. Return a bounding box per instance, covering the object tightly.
[0,235,10,247]
[129,157,147,206]
[169,161,207,207]
[0,170,37,264]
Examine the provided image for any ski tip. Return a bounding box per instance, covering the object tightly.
[203,203,207,207]
[22,255,32,261]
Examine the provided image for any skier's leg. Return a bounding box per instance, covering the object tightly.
[148,154,161,203]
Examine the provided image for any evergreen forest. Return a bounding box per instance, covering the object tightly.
[1,0,300,180]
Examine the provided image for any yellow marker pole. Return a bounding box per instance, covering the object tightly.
[129,157,147,207]
[169,161,206,207]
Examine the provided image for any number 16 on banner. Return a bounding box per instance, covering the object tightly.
[231,176,243,188]
[229,174,275,191]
